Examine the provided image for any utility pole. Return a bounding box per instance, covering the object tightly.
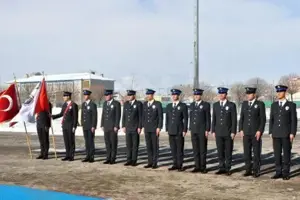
[193,0,199,89]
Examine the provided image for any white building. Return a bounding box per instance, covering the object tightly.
[8,72,115,106]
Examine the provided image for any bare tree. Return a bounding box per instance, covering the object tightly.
[278,73,300,102]
[230,82,245,109]
[173,82,216,103]
[245,77,271,99]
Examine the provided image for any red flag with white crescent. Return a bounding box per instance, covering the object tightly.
[0,83,19,123]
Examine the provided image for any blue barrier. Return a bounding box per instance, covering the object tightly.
[0,185,108,200]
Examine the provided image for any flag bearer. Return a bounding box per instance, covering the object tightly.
[52,91,79,161]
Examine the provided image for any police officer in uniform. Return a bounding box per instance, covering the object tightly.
[122,90,143,166]
[165,89,188,171]
[189,88,211,173]
[269,85,297,180]
[52,91,79,161]
[101,89,121,164]
[81,90,98,163]
[212,87,237,175]
[142,89,163,169]
[36,102,52,160]
[239,87,266,177]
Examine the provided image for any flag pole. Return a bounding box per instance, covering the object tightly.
[13,74,33,159]
[42,72,57,160]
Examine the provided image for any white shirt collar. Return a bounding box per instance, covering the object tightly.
[278,99,287,106]
[195,100,202,105]
[220,99,227,105]
[173,101,179,106]
[249,99,256,105]
[130,99,136,105]
[85,99,91,104]
[107,99,113,104]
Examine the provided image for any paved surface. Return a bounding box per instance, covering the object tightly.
[1,132,300,200]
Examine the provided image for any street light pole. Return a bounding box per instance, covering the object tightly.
[193,0,199,89]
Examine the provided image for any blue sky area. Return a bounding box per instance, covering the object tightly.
[0,0,300,90]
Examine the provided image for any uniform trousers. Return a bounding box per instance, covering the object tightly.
[216,136,233,171]
[37,127,50,156]
[169,135,184,168]
[191,133,207,170]
[126,131,140,162]
[63,128,75,158]
[243,135,261,172]
[273,137,291,175]
[145,132,159,165]
[104,131,118,161]
[83,130,95,158]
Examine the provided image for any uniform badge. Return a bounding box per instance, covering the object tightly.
[111,105,114,108]
[225,106,229,110]
[285,106,289,110]
[87,106,90,110]
[133,105,136,108]
[200,105,203,109]
[178,106,180,110]
[254,104,258,108]
[152,105,156,109]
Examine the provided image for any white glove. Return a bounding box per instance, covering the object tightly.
[72,128,76,133]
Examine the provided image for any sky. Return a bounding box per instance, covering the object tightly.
[1,0,300,90]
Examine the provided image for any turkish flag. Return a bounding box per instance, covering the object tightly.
[0,83,19,123]
[34,78,49,114]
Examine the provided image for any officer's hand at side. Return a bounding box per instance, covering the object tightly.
[45,126,50,132]
[137,128,141,134]
[156,128,161,136]
[255,131,261,141]
[231,133,235,140]
[212,132,216,139]
[269,134,272,138]
[91,127,95,133]
[122,127,126,133]
[114,127,118,132]
[205,131,209,138]
[290,134,295,143]
[72,127,76,133]
[183,132,187,137]
[240,131,244,138]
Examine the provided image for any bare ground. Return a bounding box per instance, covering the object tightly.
[1,132,300,200]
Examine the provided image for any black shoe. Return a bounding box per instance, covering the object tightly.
[131,161,138,166]
[82,158,89,162]
[61,157,69,161]
[69,157,74,161]
[243,171,252,177]
[103,160,110,164]
[124,161,132,166]
[282,174,290,180]
[36,155,43,159]
[144,164,152,168]
[271,173,282,179]
[178,167,184,172]
[253,172,260,178]
[89,158,94,163]
[191,168,201,173]
[226,171,232,176]
[110,160,116,165]
[200,169,208,174]
[152,164,158,169]
[215,170,226,175]
[168,166,177,171]
[42,155,48,160]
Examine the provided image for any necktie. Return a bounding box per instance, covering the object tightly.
[280,101,282,107]
[249,102,252,107]
[173,103,176,108]
[221,101,223,107]
[148,102,150,107]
